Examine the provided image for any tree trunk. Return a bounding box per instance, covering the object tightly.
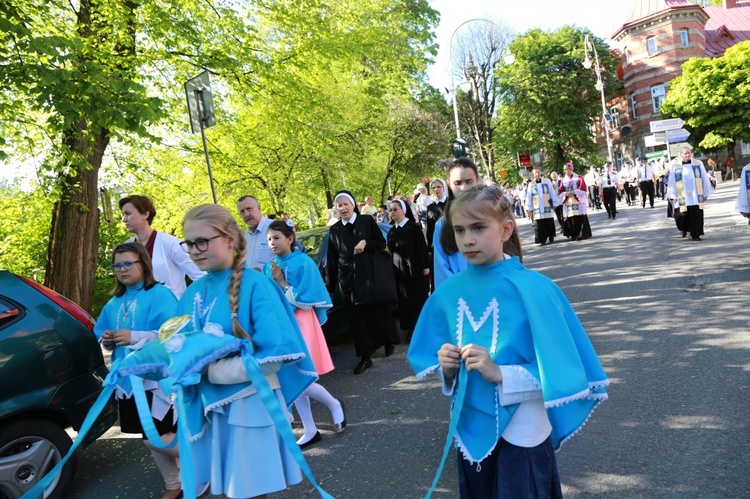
[44,123,110,312]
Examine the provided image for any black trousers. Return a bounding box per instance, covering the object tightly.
[675,204,705,237]
[344,290,400,359]
[640,180,655,207]
[602,187,617,218]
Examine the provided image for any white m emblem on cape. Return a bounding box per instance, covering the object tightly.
[456,297,500,355]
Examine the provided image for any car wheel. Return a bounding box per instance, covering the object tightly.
[0,419,76,499]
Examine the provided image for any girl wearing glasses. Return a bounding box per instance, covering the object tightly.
[176,204,316,498]
[95,242,183,499]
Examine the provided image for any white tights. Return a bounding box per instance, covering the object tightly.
[294,382,344,444]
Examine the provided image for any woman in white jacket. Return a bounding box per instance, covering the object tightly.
[119,195,205,298]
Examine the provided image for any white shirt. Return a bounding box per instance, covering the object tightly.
[600,170,619,187]
[736,165,750,214]
[244,217,275,271]
[638,164,655,181]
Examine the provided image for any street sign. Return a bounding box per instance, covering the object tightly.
[645,132,667,147]
[650,118,685,133]
[667,128,691,143]
[669,142,692,156]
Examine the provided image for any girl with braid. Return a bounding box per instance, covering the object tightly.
[177,204,316,499]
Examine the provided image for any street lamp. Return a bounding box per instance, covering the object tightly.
[583,34,613,163]
[449,18,514,144]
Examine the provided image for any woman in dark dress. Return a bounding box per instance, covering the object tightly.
[386,199,430,342]
[326,190,400,375]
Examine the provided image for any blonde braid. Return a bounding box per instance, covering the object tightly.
[228,243,250,339]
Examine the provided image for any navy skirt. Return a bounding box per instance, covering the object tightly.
[457,436,563,499]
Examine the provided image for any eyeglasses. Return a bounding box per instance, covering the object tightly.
[180,235,221,253]
[110,261,140,272]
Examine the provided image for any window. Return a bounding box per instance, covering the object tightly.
[610,106,620,128]
[651,84,666,113]
[0,297,21,328]
[615,151,624,170]
[624,47,630,65]
[647,36,657,56]
[680,29,689,48]
[630,93,638,120]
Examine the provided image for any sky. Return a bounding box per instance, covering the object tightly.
[427,0,633,92]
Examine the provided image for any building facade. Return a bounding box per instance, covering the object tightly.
[599,0,750,168]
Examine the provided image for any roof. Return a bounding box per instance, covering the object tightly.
[624,0,690,24]
[703,1,750,57]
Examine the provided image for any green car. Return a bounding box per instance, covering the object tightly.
[0,270,118,499]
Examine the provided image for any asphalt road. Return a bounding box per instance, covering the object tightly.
[70,180,750,498]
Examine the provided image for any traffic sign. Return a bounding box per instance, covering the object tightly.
[669,142,692,156]
[650,118,685,133]
[645,132,667,147]
[667,128,690,143]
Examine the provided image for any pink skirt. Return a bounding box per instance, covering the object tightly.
[294,308,334,375]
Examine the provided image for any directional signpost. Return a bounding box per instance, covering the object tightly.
[649,118,687,162]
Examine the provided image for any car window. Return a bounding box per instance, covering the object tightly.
[300,232,327,262]
[0,297,22,329]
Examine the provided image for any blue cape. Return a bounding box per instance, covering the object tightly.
[263,250,332,325]
[408,257,608,463]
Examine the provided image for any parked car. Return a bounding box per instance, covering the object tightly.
[0,270,118,499]
[296,221,392,338]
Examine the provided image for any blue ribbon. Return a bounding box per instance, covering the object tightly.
[424,364,468,499]
[21,383,116,499]
[131,376,177,450]
[238,339,334,499]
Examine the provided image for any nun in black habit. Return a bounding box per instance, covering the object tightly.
[326,190,401,375]
[386,199,430,341]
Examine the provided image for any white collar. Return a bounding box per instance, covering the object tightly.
[342,212,358,225]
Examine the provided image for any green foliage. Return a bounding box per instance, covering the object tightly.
[0,181,51,282]
[660,40,750,151]
[494,26,621,172]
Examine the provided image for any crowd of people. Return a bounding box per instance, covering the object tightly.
[79,145,750,498]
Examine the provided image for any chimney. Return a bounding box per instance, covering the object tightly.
[724,0,737,8]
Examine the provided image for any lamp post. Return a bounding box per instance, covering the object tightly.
[449,18,514,144]
[583,34,613,163]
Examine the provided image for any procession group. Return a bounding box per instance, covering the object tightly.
[78,145,750,498]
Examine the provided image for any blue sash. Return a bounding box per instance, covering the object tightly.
[424,364,468,499]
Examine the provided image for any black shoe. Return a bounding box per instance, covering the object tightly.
[299,431,322,449]
[384,344,395,357]
[333,400,347,434]
[682,231,687,238]
[692,236,702,241]
[354,358,373,374]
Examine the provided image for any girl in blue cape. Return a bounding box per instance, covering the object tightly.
[263,220,346,448]
[407,185,609,499]
[94,242,181,499]
[178,204,316,499]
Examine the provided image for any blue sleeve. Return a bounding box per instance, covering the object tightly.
[93,298,116,340]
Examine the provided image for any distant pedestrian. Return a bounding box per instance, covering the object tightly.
[667,147,714,240]
[559,162,592,241]
[525,168,560,246]
[236,195,275,270]
[735,163,750,234]
[600,162,620,220]
[637,157,656,208]
[408,184,609,499]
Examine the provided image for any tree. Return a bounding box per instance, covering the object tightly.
[450,20,514,182]
[659,40,750,175]
[494,26,621,172]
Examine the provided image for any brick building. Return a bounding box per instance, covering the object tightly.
[598,0,750,169]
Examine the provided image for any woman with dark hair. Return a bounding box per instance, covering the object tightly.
[433,158,482,288]
[119,194,204,298]
[263,220,346,448]
[326,190,400,374]
[95,242,182,499]
[387,199,430,341]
